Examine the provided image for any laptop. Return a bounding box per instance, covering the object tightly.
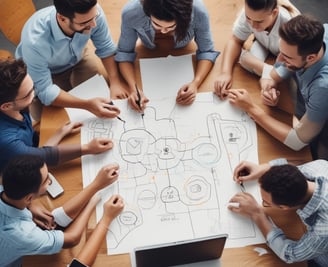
[131,234,228,267]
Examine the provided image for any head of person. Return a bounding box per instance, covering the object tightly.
[259,164,308,208]
[2,155,51,203]
[142,0,192,41]
[278,15,324,71]
[244,0,278,32]
[54,0,99,34]
[0,58,34,113]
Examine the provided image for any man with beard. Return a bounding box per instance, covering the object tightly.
[224,15,328,160]
[15,0,125,121]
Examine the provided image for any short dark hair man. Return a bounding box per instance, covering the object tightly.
[229,158,328,266]
[0,155,123,267]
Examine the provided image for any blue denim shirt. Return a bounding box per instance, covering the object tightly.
[267,159,328,266]
[115,0,219,63]
[15,5,116,105]
[0,111,58,172]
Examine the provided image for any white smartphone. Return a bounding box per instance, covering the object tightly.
[47,172,64,198]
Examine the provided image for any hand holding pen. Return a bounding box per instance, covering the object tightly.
[127,84,149,114]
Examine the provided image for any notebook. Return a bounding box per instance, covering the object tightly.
[131,234,228,267]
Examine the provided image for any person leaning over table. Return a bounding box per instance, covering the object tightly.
[0,155,124,267]
[115,0,219,113]
[0,58,114,173]
[223,15,328,160]
[214,0,299,94]
[228,158,328,267]
[15,0,124,122]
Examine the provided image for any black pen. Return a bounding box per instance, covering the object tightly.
[135,84,144,117]
[108,101,125,123]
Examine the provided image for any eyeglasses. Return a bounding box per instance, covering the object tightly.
[71,11,100,27]
[14,86,35,102]
[150,19,177,32]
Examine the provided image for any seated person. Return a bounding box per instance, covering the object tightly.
[68,196,124,267]
[229,158,328,266]
[0,155,123,267]
[115,0,219,111]
[227,15,328,159]
[0,59,113,172]
[15,0,123,121]
[214,0,299,95]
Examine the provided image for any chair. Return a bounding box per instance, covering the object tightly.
[0,0,36,59]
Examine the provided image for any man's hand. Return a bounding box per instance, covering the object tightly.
[227,89,254,112]
[28,201,56,230]
[214,73,232,99]
[82,138,113,155]
[127,90,149,113]
[261,87,280,106]
[176,83,197,105]
[87,97,121,118]
[233,161,270,184]
[228,192,263,219]
[103,195,124,222]
[93,164,120,191]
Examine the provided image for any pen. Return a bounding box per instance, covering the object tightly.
[238,169,249,193]
[108,101,125,123]
[135,84,144,117]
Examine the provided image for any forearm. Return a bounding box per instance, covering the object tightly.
[252,210,274,238]
[192,60,213,89]
[118,62,137,92]
[101,56,121,85]
[247,105,292,143]
[51,90,89,110]
[75,217,112,265]
[61,182,99,220]
[220,39,242,74]
[62,198,98,248]
[57,144,82,164]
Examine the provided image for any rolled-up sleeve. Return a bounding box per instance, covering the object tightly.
[193,0,219,62]
[115,3,140,63]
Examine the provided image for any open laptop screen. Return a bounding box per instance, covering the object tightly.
[134,234,227,267]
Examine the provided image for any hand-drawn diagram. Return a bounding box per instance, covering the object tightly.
[81,93,263,255]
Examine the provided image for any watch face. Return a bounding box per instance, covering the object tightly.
[69,259,87,267]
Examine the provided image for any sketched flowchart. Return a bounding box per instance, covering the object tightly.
[81,93,263,254]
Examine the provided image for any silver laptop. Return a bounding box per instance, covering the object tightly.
[131,234,228,267]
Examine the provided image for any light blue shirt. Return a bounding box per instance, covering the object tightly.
[0,186,64,267]
[115,0,219,63]
[274,24,328,124]
[15,5,116,105]
[267,159,328,266]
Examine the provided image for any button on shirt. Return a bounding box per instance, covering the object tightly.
[15,5,116,106]
[0,186,64,267]
[115,0,219,63]
[267,159,328,266]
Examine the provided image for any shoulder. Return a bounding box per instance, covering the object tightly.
[277,6,292,22]
[193,0,209,16]
[122,0,143,19]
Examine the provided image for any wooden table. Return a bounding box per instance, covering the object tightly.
[24,0,311,266]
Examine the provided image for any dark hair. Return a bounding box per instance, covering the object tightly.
[0,58,27,105]
[279,15,324,56]
[142,0,192,42]
[245,0,277,11]
[54,0,97,19]
[259,164,308,207]
[2,155,45,200]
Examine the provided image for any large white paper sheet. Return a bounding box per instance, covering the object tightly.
[81,93,263,255]
[65,74,109,122]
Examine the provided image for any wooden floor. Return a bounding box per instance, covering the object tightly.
[23,0,310,266]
